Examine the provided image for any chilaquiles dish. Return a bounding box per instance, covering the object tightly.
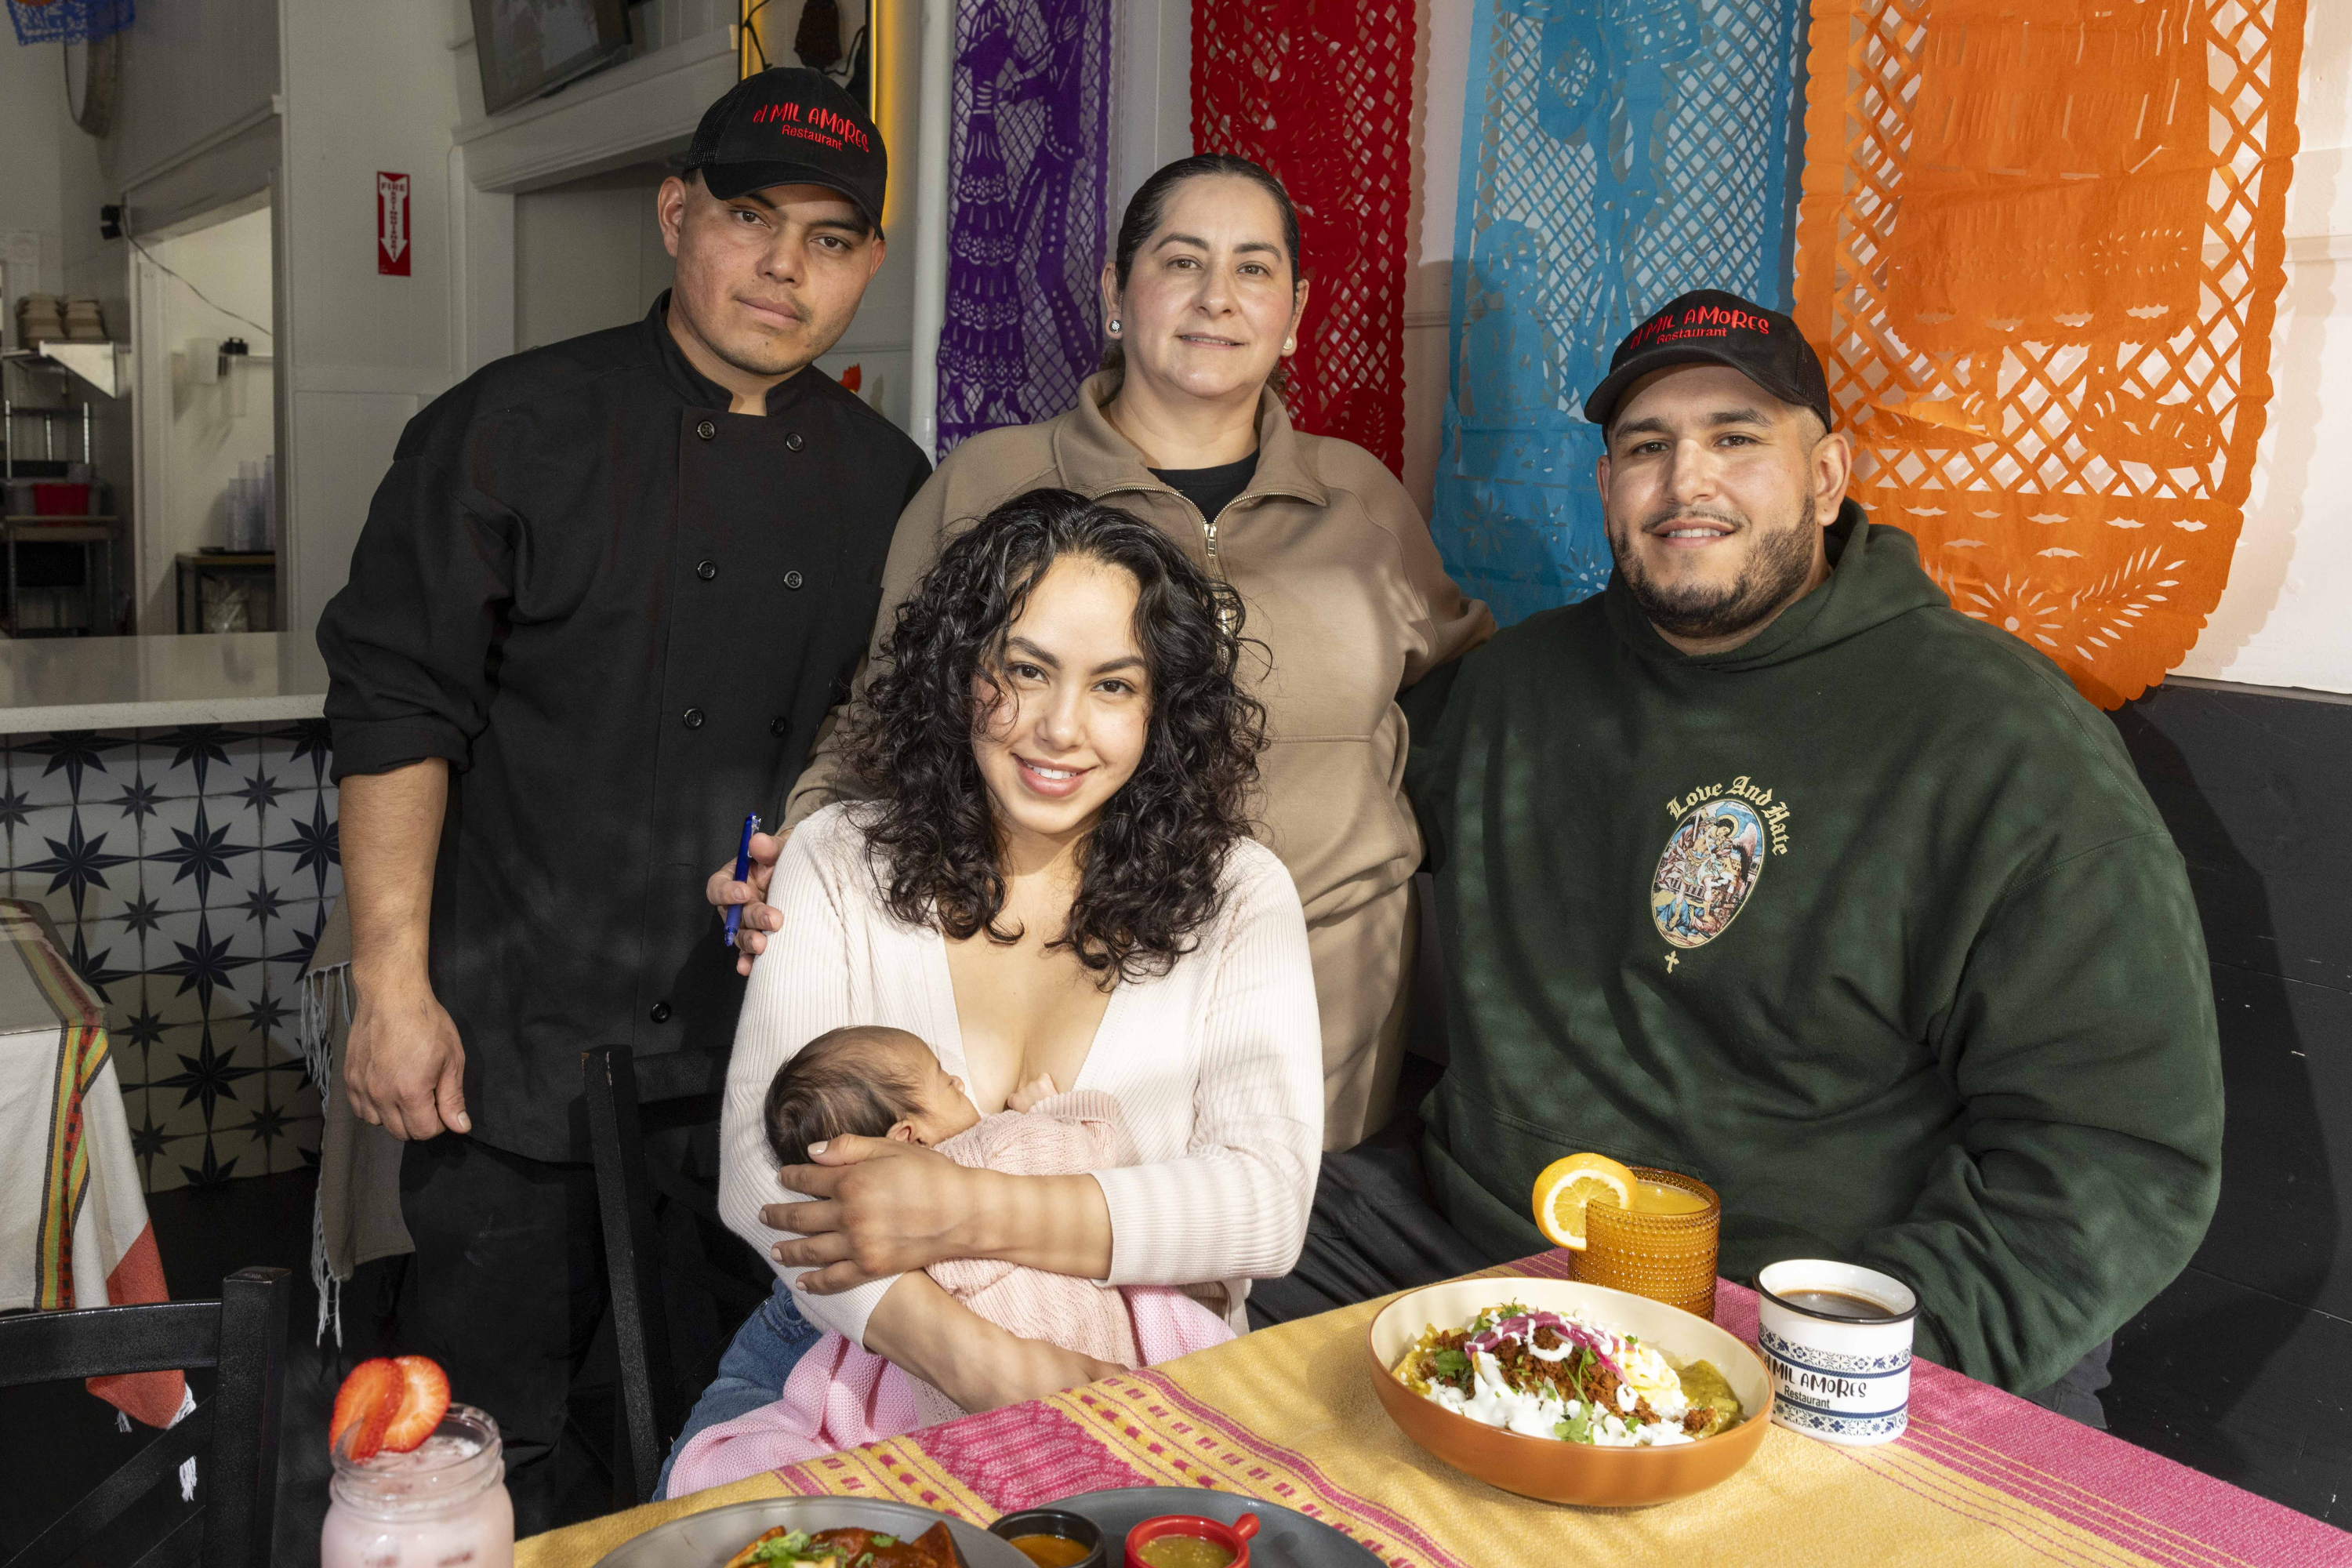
[722,1523,959,1568]
[1393,1301,1745,1446]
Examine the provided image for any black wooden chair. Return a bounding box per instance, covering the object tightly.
[583,1044,771,1505]
[0,1265,290,1568]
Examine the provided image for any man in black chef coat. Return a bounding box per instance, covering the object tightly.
[317,68,927,1526]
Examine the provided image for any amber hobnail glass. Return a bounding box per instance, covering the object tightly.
[1570,1167,1721,1320]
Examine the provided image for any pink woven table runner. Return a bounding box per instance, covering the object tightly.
[771,1252,2348,1566]
[517,1250,2352,1566]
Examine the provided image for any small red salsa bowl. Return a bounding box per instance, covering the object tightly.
[1123,1511,1258,1568]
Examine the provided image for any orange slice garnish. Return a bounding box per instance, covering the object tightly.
[1531,1152,1635,1250]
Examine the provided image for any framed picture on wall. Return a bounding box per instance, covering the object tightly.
[470,0,633,117]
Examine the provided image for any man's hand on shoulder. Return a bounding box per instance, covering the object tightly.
[707,828,789,977]
[347,980,471,1140]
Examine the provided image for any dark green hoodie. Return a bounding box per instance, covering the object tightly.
[1401,506,2222,1392]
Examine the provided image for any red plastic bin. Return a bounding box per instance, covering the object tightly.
[27,482,92,517]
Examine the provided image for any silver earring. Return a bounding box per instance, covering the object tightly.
[1108,318,1121,334]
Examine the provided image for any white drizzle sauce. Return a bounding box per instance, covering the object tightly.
[1418,1306,1700,1448]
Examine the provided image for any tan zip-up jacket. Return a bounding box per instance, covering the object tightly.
[784,374,1495,1147]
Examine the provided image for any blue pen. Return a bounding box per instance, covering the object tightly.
[724,811,761,948]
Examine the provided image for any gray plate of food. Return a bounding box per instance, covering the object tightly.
[590,1495,1030,1567]
[1025,1487,1385,1567]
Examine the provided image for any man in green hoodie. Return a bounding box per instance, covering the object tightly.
[1399,289,2222,1417]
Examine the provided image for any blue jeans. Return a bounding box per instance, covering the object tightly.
[656,1277,825,1498]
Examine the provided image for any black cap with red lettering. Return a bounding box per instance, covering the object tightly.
[1583,289,1831,432]
[682,67,886,228]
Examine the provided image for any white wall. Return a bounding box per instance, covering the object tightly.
[277,0,466,688]
[1113,0,1192,217]
[107,0,282,263]
[105,0,278,213]
[0,39,71,332]
[513,163,677,350]
[145,205,277,630]
[2176,0,2352,695]
[1401,0,1473,517]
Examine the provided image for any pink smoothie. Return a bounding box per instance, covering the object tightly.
[321,1409,514,1568]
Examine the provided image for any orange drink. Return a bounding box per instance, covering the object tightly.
[1571,1167,1721,1320]
[1628,1178,1711,1216]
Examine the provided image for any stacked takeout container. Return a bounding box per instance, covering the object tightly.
[11,295,107,347]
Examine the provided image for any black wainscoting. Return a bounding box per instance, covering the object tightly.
[2104,681,2352,1526]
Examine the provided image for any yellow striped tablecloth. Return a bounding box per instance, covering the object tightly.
[521,1254,2351,1566]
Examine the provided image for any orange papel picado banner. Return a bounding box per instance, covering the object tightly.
[1793,0,2308,708]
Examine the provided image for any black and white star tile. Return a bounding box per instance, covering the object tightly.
[2,720,338,1193]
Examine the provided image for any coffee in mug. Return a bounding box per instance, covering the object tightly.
[1755,1260,1918,1446]
[1773,1289,1898,1321]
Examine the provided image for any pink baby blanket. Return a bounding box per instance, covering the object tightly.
[667,1091,1236,1496]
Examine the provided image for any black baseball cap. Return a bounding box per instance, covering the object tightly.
[682,67,887,228]
[1583,289,1832,433]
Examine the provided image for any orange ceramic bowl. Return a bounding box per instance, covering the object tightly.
[1367,1276,1773,1507]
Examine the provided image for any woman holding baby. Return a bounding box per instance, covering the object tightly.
[667,491,1323,1494]
[672,150,1494,1494]
[734,151,1493,1152]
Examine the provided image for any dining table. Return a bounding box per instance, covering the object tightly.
[517,1250,2352,1567]
[0,898,186,1428]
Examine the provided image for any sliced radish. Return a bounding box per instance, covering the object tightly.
[381,1356,452,1454]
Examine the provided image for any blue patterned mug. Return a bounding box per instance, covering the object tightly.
[1755,1261,1918,1446]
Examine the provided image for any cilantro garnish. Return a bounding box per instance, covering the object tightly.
[871,1540,895,1551]
[1430,1348,1472,1388]
[750,1532,818,1564]
[1555,1403,1595,1444]
[1468,1301,1531,1338]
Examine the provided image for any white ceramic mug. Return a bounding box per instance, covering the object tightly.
[1755,1260,1918,1446]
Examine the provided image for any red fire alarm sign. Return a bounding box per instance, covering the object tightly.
[377,172,412,277]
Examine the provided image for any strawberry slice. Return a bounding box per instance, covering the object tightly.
[329,1358,401,1462]
[381,1356,452,1454]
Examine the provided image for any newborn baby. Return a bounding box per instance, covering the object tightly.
[762,1023,1051,1155]
[760,1023,1171,1370]
[668,1025,1234,1496]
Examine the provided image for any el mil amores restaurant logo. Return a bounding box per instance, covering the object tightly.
[749,100,872,153]
[1625,303,1777,352]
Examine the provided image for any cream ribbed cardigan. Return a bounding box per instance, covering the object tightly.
[718,805,1325,1348]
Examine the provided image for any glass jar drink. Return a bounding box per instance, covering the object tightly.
[321,1403,514,1568]
[1571,1167,1722,1320]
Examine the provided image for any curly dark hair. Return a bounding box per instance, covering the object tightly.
[837,488,1267,984]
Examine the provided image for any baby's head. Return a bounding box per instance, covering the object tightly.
[762,1025,981,1169]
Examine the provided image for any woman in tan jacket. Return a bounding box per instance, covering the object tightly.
[722,153,1493,1151]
